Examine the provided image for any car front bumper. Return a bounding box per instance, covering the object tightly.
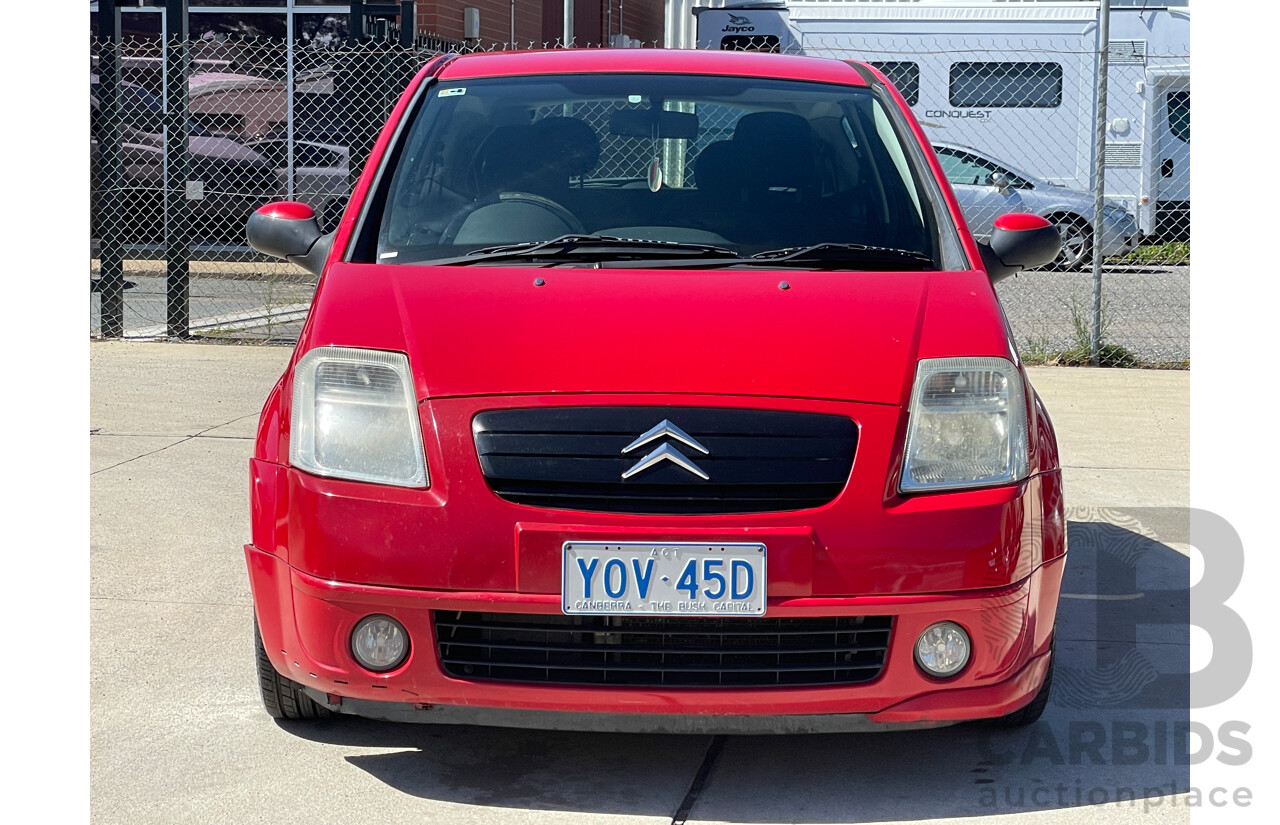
[1100,215,1142,257]
[246,541,1063,730]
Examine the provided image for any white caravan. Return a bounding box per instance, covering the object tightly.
[690,1,1190,239]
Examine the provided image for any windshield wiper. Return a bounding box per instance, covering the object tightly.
[745,243,935,271]
[431,234,741,265]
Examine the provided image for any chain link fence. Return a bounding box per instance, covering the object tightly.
[91,35,432,341]
[796,32,1190,369]
[90,32,1189,367]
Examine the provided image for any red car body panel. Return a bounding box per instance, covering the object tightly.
[298,265,1015,404]
[248,541,1059,722]
[436,49,874,85]
[246,49,1066,730]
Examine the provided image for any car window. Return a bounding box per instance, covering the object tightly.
[247,141,343,169]
[870,61,920,107]
[949,62,1063,109]
[934,147,1031,189]
[248,140,287,166]
[871,98,923,221]
[935,148,1000,186]
[294,144,342,168]
[121,84,165,134]
[367,74,941,266]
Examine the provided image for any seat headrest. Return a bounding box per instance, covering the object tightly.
[474,118,600,196]
[532,117,601,177]
[475,125,540,194]
[729,111,822,194]
[694,140,740,198]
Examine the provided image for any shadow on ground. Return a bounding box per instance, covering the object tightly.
[279,516,1190,822]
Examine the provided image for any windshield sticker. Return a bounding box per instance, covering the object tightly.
[438,87,466,98]
[648,157,663,193]
[379,251,398,259]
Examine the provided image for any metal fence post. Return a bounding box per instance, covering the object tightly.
[165,0,191,338]
[350,0,365,47]
[400,1,416,48]
[97,0,125,338]
[1090,0,1111,366]
[286,12,295,202]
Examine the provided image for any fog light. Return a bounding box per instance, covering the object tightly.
[915,621,970,677]
[351,615,409,672]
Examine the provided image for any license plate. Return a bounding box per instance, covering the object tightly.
[562,542,767,616]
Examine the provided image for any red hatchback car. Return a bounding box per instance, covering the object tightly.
[245,48,1066,733]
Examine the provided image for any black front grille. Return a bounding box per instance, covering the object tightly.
[473,407,858,514]
[434,612,892,688]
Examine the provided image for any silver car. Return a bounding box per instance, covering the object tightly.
[932,142,1140,270]
[242,139,351,233]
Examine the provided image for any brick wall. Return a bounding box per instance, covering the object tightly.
[414,1,664,48]
[417,0,544,46]
[609,0,664,46]
[571,0,664,47]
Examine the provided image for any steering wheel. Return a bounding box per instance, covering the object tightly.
[439,192,585,245]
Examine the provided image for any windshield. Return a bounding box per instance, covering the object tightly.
[366,73,939,267]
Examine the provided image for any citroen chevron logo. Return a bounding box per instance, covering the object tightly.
[622,420,709,456]
[621,420,710,480]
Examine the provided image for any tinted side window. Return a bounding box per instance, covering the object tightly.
[719,35,780,53]
[295,144,343,168]
[122,84,166,133]
[949,62,1062,108]
[871,62,920,106]
[935,149,999,186]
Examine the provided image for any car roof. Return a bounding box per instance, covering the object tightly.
[435,49,872,87]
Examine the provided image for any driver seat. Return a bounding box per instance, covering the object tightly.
[446,118,599,244]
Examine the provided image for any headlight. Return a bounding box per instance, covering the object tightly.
[290,347,428,487]
[899,357,1028,493]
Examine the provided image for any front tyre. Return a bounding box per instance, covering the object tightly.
[254,616,331,721]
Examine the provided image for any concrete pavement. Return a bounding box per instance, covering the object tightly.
[90,341,1191,824]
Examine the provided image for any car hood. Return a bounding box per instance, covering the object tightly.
[1022,180,1131,212]
[300,263,1016,406]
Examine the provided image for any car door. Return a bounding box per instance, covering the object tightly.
[1158,89,1190,202]
[1156,87,1190,239]
[933,146,1027,241]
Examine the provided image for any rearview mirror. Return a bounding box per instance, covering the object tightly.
[990,171,1011,194]
[246,201,333,277]
[609,109,700,140]
[978,213,1061,283]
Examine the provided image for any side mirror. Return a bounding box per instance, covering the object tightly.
[246,201,333,277]
[977,213,1061,283]
[990,171,1011,194]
